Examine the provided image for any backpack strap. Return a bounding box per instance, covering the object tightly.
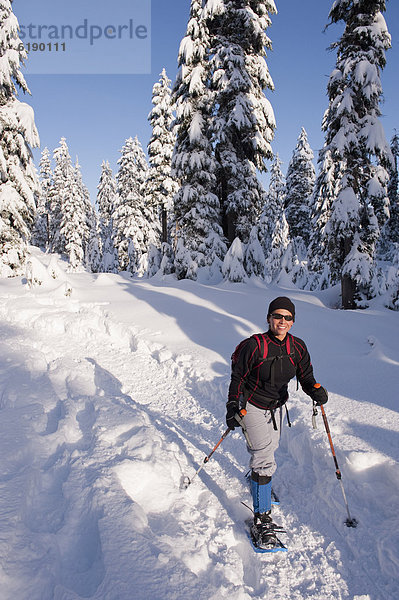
[254,333,296,364]
[232,333,297,394]
[231,339,248,366]
[285,404,292,427]
[260,333,297,388]
[230,334,270,372]
[252,333,280,387]
[251,333,270,368]
[285,334,296,366]
[286,333,299,389]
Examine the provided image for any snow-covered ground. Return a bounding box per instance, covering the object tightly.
[1,247,398,600]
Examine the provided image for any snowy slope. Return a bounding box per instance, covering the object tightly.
[0,247,398,600]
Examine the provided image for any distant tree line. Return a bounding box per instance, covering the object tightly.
[1,0,398,309]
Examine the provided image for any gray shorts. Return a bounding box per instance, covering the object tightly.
[243,402,283,478]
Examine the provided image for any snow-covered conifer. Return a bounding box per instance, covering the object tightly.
[386,247,399,311]
[85,204,101,273]
[245,153,285,278]
[244,155,291,283]
[245,226,265,278]
[386,132,399,247]
[96,160,118,273]
[172,0,226,280]
[311,0,392,308]
[32,147,52,250]
[258,153,286,258]
[222,237,247,282]
[113,137,155,273]
[264,209,290,284]
[145,243,161,278]
[147,69,178,244]
[308,149,342,285]
[285,128,315,245]
[50,141,93,270]
[158,242,175,276]
[388,133,399,205]
[50,138,74,255]
[0,0,40,275]
[206,0,276,244]
[74,159,99,271]
[61,157,91,270]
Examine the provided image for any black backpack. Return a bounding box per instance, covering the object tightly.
[231,332,296,372]
[231,332,297,427]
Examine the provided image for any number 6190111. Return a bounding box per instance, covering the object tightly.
[18,42,66,52]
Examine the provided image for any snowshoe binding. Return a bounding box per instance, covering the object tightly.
[249,511,287,553]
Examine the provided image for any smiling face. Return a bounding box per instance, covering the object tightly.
[267,309,294,340]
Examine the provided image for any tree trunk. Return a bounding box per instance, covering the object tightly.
[215,148,231,241]
[46,213,50,249]
[226,212,236,245]
[341,273,356,309]
[161,207,168,244]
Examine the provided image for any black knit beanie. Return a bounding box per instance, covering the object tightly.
[267,296,296,320]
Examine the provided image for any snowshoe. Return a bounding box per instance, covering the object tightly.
[248,511,287,553]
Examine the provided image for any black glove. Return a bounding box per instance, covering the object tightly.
[311,384,328,406]
[226,400,240,430]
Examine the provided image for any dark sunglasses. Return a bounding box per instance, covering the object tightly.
[271,313,294,322]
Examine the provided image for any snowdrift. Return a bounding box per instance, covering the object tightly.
[0,247,398,600]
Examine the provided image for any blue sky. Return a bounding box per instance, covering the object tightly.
[16,0,399,202]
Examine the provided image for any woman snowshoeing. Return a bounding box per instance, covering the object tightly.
[226,296,328,549]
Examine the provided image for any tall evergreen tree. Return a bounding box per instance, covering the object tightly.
[244,225,266,278]
[0,0,40,275]
[261,153,286,255]
[32,147,52,250]
[222,236,247,282]
[74,158,97,270]
[85,203,101,273]
[387,248,399,311]
[264,209,290,284]
[261,155,290,283]
[311,0,392,308]
[285,128,315,246]
[242,153,293,283]
[60,156,91,269]
[206,0,277,244]
[386,132,399,247]
[147,69,178,244]
[245,153,285,278]
[172,0,226,280]
[113,136,155,274]
[50,140,93,270]
[96,160,118,273]
[308,149,343,286]
[51,138,74,255]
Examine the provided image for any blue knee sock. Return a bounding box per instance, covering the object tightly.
[250,473,272,514]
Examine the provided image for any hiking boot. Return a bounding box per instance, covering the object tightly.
[254,511,273,526]
[251,511,278,549]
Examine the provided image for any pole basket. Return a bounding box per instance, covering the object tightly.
[345,517,358,528]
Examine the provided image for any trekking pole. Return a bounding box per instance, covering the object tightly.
[183,409,248,489]
[232,409,253,450]
[312,403,318,429]
[317,401,358,528]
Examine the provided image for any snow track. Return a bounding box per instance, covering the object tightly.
[0,252,398,599]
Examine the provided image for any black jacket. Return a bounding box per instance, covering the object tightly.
[228,330,316,410]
